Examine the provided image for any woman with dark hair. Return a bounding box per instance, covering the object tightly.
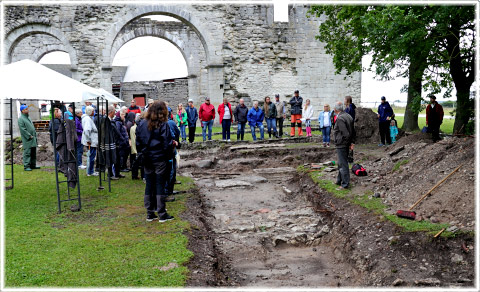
[344,96,356,122]
[136,101,177,222]
[114,111,130,172]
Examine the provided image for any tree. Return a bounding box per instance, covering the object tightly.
[308,5,475,133]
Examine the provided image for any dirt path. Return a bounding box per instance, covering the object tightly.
[191,165,357,287]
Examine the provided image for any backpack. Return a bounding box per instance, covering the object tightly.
[351,163,367,176]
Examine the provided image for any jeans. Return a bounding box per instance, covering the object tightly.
[87,147,97,175]
[188,126,196,143]
[336,147,350,188]
[144,161,168,217]
[179,124,187,141]
[379,121,392,145]
[202,120,213,141]
[266,118,277,136]
[321,126,331,143]
[250,124,264,141]
[164,157,176,195]
[237,122,246,140]
[222,119,231,140]
[76,142,84,166]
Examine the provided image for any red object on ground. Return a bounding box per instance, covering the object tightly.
[396,210,416,220]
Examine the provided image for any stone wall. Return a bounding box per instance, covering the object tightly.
[120,78,189,110]
[5,3,361,128]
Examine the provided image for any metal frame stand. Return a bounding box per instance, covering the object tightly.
[4,98,14,190]
[51,101,82,213]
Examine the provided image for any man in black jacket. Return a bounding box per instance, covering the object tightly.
[107,105,124,179]
[234,98,249,140]
[49,108,63,164]
[289,90,303,137]
[332,101,355,190]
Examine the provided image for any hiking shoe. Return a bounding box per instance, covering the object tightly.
[146,214,159,222]
[165,196,176,202]
[336,186,348,191]
[110,176,119,180]
[227,139,231,142]
[158,214,174,223]
[378,143,385,147]
[79,165,87,169]
[24,168,32,171]
[87,172,99,177]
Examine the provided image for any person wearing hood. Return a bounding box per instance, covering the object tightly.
[18,104,39,171]
[344,96,356,122]
[377,96,394,146]
[301,99,314,137]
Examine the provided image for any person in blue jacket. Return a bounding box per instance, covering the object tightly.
[247,101,265,141]
[165,109,180,202]
[185,99,198,143]
[377,96,394,146]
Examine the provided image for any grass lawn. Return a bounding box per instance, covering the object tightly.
[5,165,194,287]
[394,116,454,134]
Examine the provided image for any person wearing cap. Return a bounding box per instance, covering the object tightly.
[64,104,74,120]
[127,99,141,114]
[289,90,303,137]
[425,94,444,142]
[199,97,215,141]
[18,104,39,171]
[218,98,233,142]
[274,94,286,137]
[234,98,249,140]
[185,98,198,143]
[377,96,394,146]
[145,98,154,111]
[82,101,96,115]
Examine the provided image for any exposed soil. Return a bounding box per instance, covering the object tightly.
[180,132,475,287]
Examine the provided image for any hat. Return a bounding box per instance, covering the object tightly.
[147,98,154,104]
[428,94,437,100]
[294,90,299,94]
[381,96,386,100]
[20,104,28,112]
[275,94,280,98]
[205,96,210,101]
[188,98,194,102]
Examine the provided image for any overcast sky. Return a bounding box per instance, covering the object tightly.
[39,16,455,105]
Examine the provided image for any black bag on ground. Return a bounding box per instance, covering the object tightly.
[351,163,367,176]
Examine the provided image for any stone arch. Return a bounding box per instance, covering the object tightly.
[102,5,222,67]
[110,29,198,77]
[33,45,69,63]
[4,23,78,69]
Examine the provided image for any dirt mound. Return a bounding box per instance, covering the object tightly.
[354,107,380,144]
[358,135,475,229]
[6,132,55,166]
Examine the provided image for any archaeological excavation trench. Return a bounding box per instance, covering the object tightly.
[180,138,475,288]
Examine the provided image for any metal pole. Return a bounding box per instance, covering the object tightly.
[73,102,81,210]
[96,96,104,190]
[9,98,13,189]
[106,99,111,192]
[51,101,62,213]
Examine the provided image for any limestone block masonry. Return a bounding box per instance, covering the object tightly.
[5,4,361,126]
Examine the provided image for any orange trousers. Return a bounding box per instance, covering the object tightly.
[290,114,303,136]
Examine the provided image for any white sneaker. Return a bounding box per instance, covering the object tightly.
[87,172,99,177]
[227,139,231,142]
[79,165,87,169]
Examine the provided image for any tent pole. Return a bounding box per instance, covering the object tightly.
[96,96,104,191]
[106,100,111,192]
[73,102,82,211]
[52,101,62,213]
[10,98,13,189]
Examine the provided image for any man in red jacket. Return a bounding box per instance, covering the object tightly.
[127,99,141,114]
[426,94,444,142]
[218,98,233,142]
[199,97,215,141]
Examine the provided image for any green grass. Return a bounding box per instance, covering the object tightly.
[5,165,195,287]
[306,169,452,237]
[394,116,454,134]
[392,159,409,172]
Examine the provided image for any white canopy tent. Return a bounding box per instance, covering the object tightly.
[0,59,111,102]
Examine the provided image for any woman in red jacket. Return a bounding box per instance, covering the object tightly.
[218,98,233,142]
